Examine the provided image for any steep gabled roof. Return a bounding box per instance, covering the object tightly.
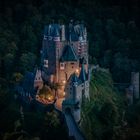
[66,73,82,87]
[60,45,77,62]
[44,24,60,37]
[68,73,79,83]
[22,72,35,92]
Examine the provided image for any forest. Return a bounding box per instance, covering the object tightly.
[0,0,140,82]
[0,0,140,140]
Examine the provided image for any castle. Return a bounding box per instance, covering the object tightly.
[34,20,90,121]
[17,21,90,123]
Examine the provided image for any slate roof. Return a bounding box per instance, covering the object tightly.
[22,72,35,93]
[67,73,82,85]
[44,22,86,41]
[60,45,78,62]
[44,24,60,37]
[79,64,86,82]
[69,73,79,83]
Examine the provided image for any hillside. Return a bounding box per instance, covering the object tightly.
[81,69,125,140]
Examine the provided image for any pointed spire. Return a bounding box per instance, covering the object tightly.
[79,64,86,82]
[69,19,73,43]
[60,45,77,62]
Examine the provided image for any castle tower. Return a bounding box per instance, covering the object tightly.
[41,21,89,101]
[42,24,61,83]
[63,73,81,122]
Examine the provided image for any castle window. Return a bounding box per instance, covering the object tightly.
[60,63,65,70]
[71,63,74,68]
[44,60,48,68]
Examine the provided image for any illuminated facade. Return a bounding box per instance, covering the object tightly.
[34,21,90,120]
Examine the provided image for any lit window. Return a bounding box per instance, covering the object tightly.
[60,63,65,70]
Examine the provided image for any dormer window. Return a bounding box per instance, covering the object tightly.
[44,60,48,68]
[60,62,65,70]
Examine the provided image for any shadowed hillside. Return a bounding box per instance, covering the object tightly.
[81,69,125,140]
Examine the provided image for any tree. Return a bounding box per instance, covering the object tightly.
[20,52,36,73]
[44,111,60,130]
[41,110,69,140]
[0,38,9,58]
[115,39,130,56]
[20,24,38,53]
[7,42,18,55]
[4,53,14,75]
[81,69,124,140]
[111,52,131,82]
[101,50,112,68]
[12,72,23,83]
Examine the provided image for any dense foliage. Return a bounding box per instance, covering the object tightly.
[0,0,140,83]
[81,69,125,140]
[0,88,69,140]
[0,0,140,140]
